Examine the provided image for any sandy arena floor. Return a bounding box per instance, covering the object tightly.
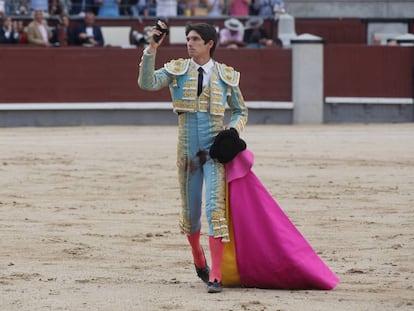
[0,124,413,311]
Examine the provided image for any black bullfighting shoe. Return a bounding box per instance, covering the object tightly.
[195,264,210,284]
[207,279,222,293]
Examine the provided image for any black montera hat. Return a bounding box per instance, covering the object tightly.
[209,128,247,164]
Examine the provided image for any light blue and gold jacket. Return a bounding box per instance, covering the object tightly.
[138,52,247,133]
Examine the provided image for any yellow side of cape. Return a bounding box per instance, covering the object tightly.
[221,183,241,287]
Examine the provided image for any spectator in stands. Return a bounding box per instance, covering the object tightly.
[243,16,273,48]
[49,0,70,15]
[27,9,52,46]
[119,0,129,15]
[70,0,99,15]
[371,34,381,45]
[131,28,147,46]
[156,0,177,17]
[97,0,120,16]
[74,11,104,46]
[387,38,398,46]
[254,0,284,17]
[127,0,156,16]
[228,0,250,16]
[0,15,18,43]
[177,0,188,15]
[52,14,74,46]
[61,0,71,14]
[15,19,28,43]
[49,0,61,15]
[200,0,224,17]
[4,0,30,15]
[219,17,245,49]
[248,0,258,15]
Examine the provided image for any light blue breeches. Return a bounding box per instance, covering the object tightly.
[177,112,226,237]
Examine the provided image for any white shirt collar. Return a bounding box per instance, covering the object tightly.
[192,58,214,74]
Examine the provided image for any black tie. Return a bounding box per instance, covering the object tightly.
[197,67,204,96]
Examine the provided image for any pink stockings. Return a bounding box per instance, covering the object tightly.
[208,236,224,282]
[187,231,224,282]
[187,230,206,269]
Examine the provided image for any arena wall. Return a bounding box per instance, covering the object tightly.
[286,0,414,18]
[0,17,413,126]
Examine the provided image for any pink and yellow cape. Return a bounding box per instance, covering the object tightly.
[221,149,339,290]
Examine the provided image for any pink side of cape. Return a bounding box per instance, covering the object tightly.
[225,149,339,290]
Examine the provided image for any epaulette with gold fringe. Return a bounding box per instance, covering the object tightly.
[164,58,190,75]
[217,63,240,87]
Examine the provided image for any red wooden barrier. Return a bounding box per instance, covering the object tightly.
[0,46,292,103]
[324,44,414,98]
[1,44,412,104]
[295,18,366,44]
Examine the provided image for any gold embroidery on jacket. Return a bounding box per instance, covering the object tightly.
[164,58,190,75]
[171,63,233,118]
[217,63,240,86]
